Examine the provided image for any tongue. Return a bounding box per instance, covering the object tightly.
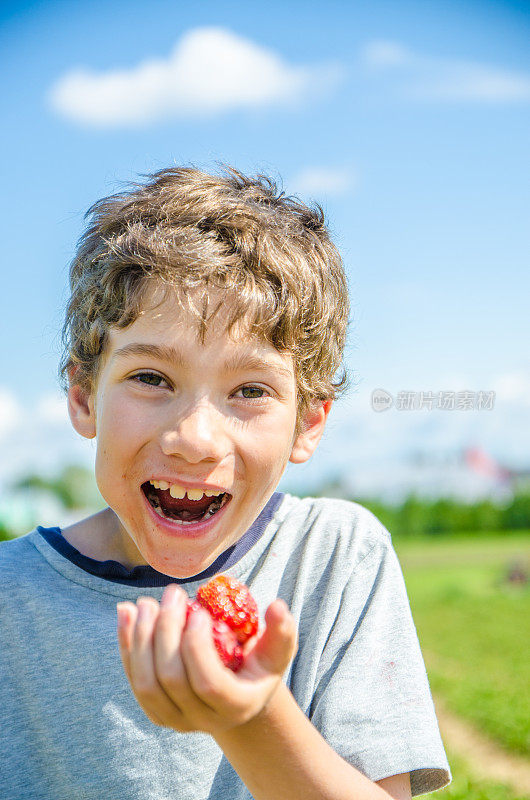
[155,488,215,520]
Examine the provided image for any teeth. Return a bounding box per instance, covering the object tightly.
[147,488,230,523]
[149,480,225,501]
[187,488,204,501]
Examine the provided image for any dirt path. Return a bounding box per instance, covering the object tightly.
[433,693,530,797]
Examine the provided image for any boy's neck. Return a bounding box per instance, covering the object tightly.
[61,507,145,569]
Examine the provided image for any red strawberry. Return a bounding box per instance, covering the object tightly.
[196,575,259,645]
[186,599,243,672]
[210,618,244,672]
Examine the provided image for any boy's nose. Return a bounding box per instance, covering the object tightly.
[159,401,230,464]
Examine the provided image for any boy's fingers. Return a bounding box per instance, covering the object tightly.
[180,607,242,716]
[253,600,298,675]
[156,596,238,728]
[153,586,190,700]
[117,602,169,726]
[128,597,161,696]
[180,608,287,727]
[124,597,180,728]
[116,601,138,681]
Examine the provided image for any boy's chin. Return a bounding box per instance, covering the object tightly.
[143,543,231,580]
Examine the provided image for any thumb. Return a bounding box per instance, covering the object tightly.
[253,599,298,675]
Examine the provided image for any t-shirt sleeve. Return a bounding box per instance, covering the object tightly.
[307,528,451,796]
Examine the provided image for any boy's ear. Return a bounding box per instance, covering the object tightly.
[289,400,332,464]
[67,370,97,440]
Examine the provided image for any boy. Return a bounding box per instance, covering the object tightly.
[0,166,451,799]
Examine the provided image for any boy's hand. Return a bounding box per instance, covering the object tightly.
[116,584,298,736]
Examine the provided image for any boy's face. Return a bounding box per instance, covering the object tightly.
[69,285,330,578]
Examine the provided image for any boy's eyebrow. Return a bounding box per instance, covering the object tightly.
[112,342,293,379]
[113,343,185,366]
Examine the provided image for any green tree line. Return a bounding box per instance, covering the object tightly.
[349,493,530,538]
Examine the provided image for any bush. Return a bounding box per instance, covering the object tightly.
[0,520,16,543]
[351,492,530,538]
[502,492,530,530]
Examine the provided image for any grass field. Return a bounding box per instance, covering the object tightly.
[393,532,530,798]
[433,748,529,800]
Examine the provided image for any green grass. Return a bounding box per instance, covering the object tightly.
[394,532,530,757]
[394,531,530,565]
[436,748,529,800]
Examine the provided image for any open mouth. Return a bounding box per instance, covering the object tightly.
[141,482,231,525]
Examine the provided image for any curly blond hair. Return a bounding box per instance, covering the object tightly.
[59,165,350,431]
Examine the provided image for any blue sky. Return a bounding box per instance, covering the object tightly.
[1,0,529,503]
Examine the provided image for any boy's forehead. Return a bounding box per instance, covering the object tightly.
[105,284,293,373]
[110,285,250,346]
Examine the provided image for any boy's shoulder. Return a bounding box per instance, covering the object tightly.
[277,493,393,568]
[0,531,43,600]
[0,528,54,581]
[282,493,391,538]
[0,530,37,563]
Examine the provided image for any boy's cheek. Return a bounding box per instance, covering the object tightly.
[96,403,150,457]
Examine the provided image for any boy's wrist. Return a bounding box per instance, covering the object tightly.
[211,678,289,748]
[212,682,393,800]
[224,675,285,733]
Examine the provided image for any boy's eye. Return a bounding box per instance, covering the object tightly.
[130,372,168,387]
[237,386,268,399]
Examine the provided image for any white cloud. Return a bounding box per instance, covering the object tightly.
[48,27,342,127]
[36,393,70,424]
[361,40,413,68]
[360,39,530,103]
[290,166,355,197]
[494,369,530,407]
[0,389,21,438]
[410,62,530,103]
[0,388,95,501]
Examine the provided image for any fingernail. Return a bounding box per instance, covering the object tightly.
[161,585,180,608]
[188,608,207,629]
[137,602,152,622]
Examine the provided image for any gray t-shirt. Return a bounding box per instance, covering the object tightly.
[0,493,451,798]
